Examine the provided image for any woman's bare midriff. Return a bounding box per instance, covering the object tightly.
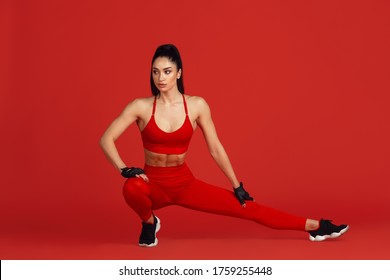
[144,149,186,167]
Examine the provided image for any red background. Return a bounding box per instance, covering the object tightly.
[1,0,389,259]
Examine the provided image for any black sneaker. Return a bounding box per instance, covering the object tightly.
[309,219,349,241]
[139,215,161,247]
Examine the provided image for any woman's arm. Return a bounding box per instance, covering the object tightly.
[195,97,240,189]
[99,98,143,172]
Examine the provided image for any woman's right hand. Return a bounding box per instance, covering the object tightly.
[120,167,149,182]
[135,173,149,183]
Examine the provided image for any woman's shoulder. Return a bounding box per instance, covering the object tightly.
[185,94,208,106]
[184,94,211,116]
[134,95,155,103]
[121,96,154,116]
[125,96,154,108]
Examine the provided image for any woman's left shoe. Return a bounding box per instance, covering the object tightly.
[309,219,349,241]
[139,216,161,247]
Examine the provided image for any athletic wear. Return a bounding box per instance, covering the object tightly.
[141,94,193,154]
[123,163,307,231]
[309,219,349,241]
[123,95,348,243]
[139,215,161,247]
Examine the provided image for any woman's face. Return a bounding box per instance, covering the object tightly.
[152,56,181,93]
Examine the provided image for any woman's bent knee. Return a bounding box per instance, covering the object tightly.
[123,177,149,196]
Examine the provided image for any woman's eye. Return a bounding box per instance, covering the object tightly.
[153,70,159,75]
[165,70,171,74]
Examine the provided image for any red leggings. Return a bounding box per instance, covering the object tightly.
[123,163,307,231]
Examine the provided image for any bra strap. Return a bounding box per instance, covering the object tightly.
[152,96,157,116]
[182,94,188,115]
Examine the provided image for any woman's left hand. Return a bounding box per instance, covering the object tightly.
[234,182,254,208]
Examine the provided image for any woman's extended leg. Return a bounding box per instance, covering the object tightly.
[174,179,308,231]
[173,179,349,240]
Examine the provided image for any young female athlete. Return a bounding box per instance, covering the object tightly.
[99,44,349,247]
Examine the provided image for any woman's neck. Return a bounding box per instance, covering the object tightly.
[158,90,182,104]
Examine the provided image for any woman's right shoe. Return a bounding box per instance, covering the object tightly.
[139,215,161,247]
[309,219,349,241]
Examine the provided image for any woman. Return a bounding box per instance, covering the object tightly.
[99,44,349,247]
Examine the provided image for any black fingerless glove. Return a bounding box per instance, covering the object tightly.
[120,167,145,178]
[233,182,254,205]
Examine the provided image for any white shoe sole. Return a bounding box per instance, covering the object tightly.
[139,216,161,247]
[309,225,349,241]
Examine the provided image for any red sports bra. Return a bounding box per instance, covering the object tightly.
[141,94,194,154]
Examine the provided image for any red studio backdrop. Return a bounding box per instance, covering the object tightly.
[1,0,389,259]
